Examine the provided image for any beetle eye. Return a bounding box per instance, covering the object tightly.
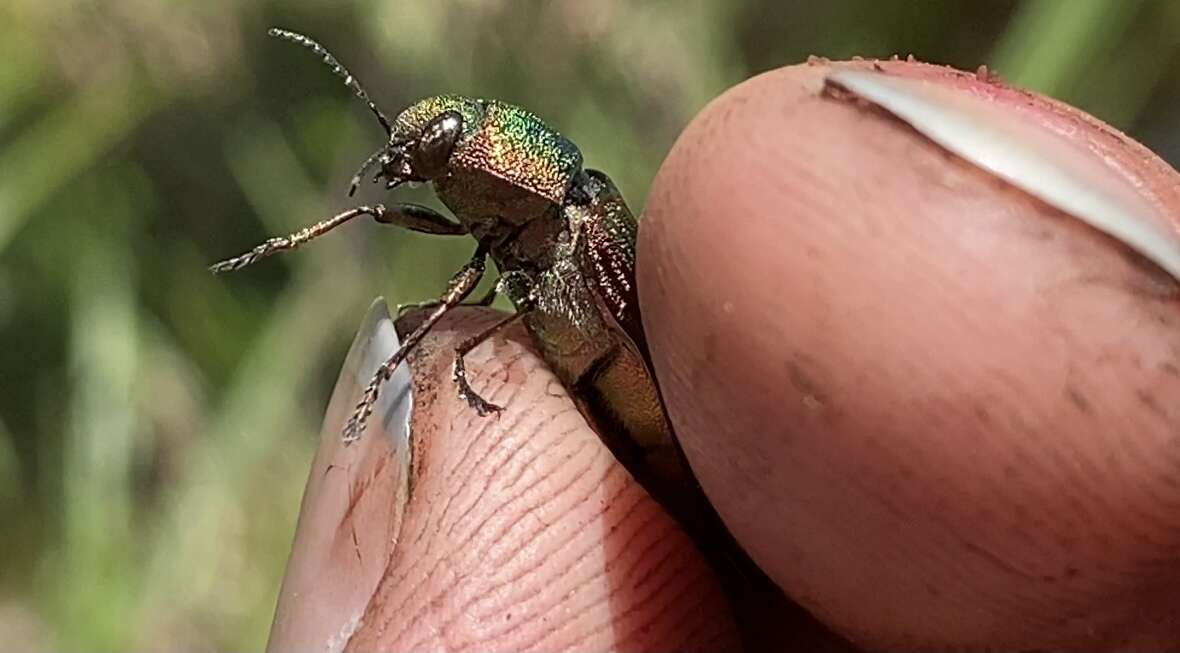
[413,110,463,179]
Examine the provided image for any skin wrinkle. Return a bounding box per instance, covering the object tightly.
[451,416,577,536]
[351,329,530,645]
[441,371,529,487]
[1105,416,1180,524]
[455,462,718,650]
[610,570,714,652]
[368,428,513,633]
[431,399,726,642]
[616,510,684,592]
[383,434,599,649]
[475,485,654,612]
[368,484,438,632]
[447,433,595,550]
[519,522,693,651]
[432,405,527,543]
[387,401,632,647]
[892,419,1046,610]
[991,387,1163,618]
[413,381,561,561]
[454,451,619,619]
[442,408,573,540]
[371,518,443,644]
[563,542,704,652]
[474,460,618,591]
[460,410,574,507]
[464,488,657,635]
[330,309,736,647]
[1109,441,1180,523]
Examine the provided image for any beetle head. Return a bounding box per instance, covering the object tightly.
[349,109,465,196]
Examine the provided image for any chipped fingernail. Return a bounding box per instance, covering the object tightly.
[825,69,1180,283]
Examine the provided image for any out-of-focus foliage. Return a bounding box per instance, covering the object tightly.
[1,0,1177,649]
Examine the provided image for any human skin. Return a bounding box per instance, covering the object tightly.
[270,60,1180,652]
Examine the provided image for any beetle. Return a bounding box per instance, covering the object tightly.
[213,33,803,642]
[212,28,692,517]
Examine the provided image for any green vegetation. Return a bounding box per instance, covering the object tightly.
[2,1,1176,649]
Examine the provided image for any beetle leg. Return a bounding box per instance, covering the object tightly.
[210,205,376,272]
[395,284,497,317]
[447,271,537,413]
[373,203,468,235]
[343,246,488,443]
[395,265,533,317]
[451,310,528,415]
[209,203,466,273]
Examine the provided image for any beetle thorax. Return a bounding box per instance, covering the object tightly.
[406,98,583,228]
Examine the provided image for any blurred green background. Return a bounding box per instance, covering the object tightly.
[2,0,1179,649]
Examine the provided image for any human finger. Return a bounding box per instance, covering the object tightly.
[640,60,1180,650]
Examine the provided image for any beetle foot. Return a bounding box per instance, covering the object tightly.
[342,398,371,444]
[452,355,502,416]
[209,237,288,273]
[341,414,363,444]
[343,366,390,444]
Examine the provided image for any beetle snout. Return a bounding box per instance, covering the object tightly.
[376,147,415,188]
[349,143,412,196]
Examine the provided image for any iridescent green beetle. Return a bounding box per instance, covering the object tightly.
[212,29,690,516]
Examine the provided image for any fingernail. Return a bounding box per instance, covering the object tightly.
[825,69,1180,283]
[267,297,414,653]
[341,297,414,452]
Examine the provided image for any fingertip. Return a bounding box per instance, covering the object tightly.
[282,307,740,653]
[640,60,1180,650]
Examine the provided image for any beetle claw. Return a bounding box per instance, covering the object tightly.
[467,393,502,416]
[452,354,502,416]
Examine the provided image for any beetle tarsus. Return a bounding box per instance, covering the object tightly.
[209,206,384,272]
[448,309,527,416]
[341,413,364,444]
[343,363,392,444]
[209,237,289,273]
[340,248,489,443]
[452,353,502,416]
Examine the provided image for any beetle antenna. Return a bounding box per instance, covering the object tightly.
[268,27,393,136]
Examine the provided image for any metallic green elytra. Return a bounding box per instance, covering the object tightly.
[209,28,698,523]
